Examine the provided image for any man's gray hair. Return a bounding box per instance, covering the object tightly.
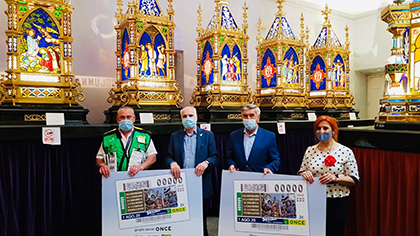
[180,105,197,116]
[117,106,135,115]
[242,104,260,116]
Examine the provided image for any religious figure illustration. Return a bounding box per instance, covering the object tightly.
[282,55,298,86]
[228,57,236,81]
[33,23,60,45]
[233,55,241,81]
[202,51,213,84]
[332,59,344,88]
[139,44,148,75]
[263,57,275,87]
[156,45,166,76]
[20,23,61,73]
[221,54,229,80]
[25,29,40,58]
[146,43,157,76]
[311,63,325,90]
[122,42,130,78]
[49,48,60,73]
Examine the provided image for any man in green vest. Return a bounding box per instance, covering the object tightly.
[96,106,157,177]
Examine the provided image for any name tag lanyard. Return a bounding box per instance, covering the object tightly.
[118,133,134,171]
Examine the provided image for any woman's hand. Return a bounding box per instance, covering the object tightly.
[300,170,314,184]
[319,173,338,185]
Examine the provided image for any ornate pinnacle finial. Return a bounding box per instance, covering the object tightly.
[276,0,285,17]
[197,4,203,32]
[345,25,350,47]
[215,0,221,10]
[167,0,175,17]
[305,26,310,45]
[243,1,249,30]
[300,12,305,41]
[322,4,332,25]
[214,0,221,28]
[257,17,262,42]
[117,0,123,15]
[116,0,123,21]
[393,0,405,5]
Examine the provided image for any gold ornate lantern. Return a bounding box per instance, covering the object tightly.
[0,0,87,124]
[190,0,252,113]
[255,0,308,120]
[306,5,356,118]
[376,0,420,129]
[105,0,183,123]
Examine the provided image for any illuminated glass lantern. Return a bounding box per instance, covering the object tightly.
[255,0,308,110]
[190,0,252,109]
[107,0,183,109]
[376,0,420,126]
[0,0,87,124]
[306,5,355,112]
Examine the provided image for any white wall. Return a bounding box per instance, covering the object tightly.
[0,0,392,123]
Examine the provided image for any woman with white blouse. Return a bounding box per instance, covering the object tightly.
[298,115,359,236]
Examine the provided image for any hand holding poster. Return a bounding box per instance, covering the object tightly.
[218,170,326,236]
[102,169,203,236]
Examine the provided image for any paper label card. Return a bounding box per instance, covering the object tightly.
[139,113,154,124]
[46,113,65,126]
[307,113,317,121]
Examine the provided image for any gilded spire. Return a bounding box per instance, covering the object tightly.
[257,17,262,42]
[167,0,175,19]
[321,4,332,25]
[214,0,221,29]
[305,26,310,45]
[242,1,249,31]
[116,0,123,22]
[345,25,350,48]
[276,0,285,17]
[300,12,305,43]
[197,4,203,33]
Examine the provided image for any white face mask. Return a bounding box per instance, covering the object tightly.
[243,119,257,130]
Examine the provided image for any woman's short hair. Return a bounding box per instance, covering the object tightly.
[313,115,339,141]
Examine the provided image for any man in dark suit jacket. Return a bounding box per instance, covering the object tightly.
[165,106,218,236]
[227,104,280,174]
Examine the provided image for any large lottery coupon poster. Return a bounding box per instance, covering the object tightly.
[102,169,203,236]
[234,180,309,235]
[115,173,190,229]
[218,170,326,236]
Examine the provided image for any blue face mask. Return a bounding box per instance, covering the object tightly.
[119,119,133,132]
[316,131,333,142]
[182,117,196,129]
[243,119,257,131]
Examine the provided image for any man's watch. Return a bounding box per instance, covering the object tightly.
[204,160,210,165]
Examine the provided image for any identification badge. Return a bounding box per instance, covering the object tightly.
[137,136,146,144]
[106,152,117,172]
[128,150,146,169]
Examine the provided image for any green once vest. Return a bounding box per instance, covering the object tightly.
[103,127,151,171]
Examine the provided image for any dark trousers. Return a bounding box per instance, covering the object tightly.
[326,196,349,236]
[203,198,209,236]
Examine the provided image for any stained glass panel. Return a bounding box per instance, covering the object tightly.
[20,8,61,74]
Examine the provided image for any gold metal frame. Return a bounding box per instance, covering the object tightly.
[255,0,308,109]
[108,0,183,108]
[1,0,85,107]
[190,0,252,109]
[306,5,355,110]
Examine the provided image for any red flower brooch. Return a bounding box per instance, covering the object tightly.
[324,155,336,166]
